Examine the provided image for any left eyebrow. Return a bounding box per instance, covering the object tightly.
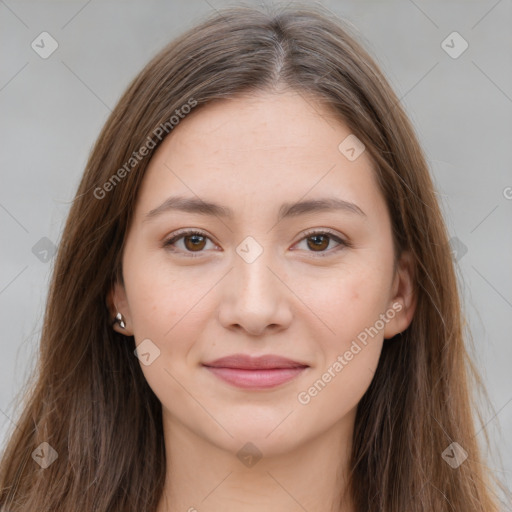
[279,197,366,219]
[143,195,366,222]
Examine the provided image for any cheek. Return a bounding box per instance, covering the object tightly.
[308,262,392,343]
[124,259,208,405]
[123,250,211,340]
[295,268,388,416]
[298,264,389,388]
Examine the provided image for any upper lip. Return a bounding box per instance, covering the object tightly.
[202,354,309,370]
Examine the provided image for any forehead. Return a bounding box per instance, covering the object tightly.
[134,91,384,222]
[161,91,357,160]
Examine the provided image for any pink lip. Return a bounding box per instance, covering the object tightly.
[202,354,309,389]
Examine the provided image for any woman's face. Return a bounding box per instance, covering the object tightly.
[111,90,414,456]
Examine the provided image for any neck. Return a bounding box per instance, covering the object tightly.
[156,409,356,512]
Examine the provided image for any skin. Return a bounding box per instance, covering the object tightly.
[110,90,416,512]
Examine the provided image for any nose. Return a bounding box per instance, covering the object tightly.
[217,249,293,337]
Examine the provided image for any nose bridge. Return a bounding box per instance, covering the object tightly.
[218,236,292,334]
[233,238,279,306]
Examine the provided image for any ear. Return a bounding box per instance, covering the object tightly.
[383,250,417,339]
[107,279,134,336]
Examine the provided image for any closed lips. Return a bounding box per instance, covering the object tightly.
[202,355,309,389]
[202,354,309,370]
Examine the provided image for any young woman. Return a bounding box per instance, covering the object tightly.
[0,4,502,511]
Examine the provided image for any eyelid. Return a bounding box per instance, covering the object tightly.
[299,227,348,244]
[164,227,212,242]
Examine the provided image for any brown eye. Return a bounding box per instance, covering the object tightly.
[183,234,207,251]
[294,230,348,257]
[306,234,330,252]
[164,229,348,258]
[163,230,215,257]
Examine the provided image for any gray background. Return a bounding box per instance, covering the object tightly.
[1,0,511,503]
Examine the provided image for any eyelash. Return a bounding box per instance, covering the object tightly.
[162,228,350,258]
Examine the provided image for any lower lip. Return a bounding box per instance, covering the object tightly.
[204,366,307,389]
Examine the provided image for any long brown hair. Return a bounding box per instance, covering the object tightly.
[0,4,502,510]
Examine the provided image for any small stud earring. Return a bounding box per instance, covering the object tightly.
[115,312,126,329]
